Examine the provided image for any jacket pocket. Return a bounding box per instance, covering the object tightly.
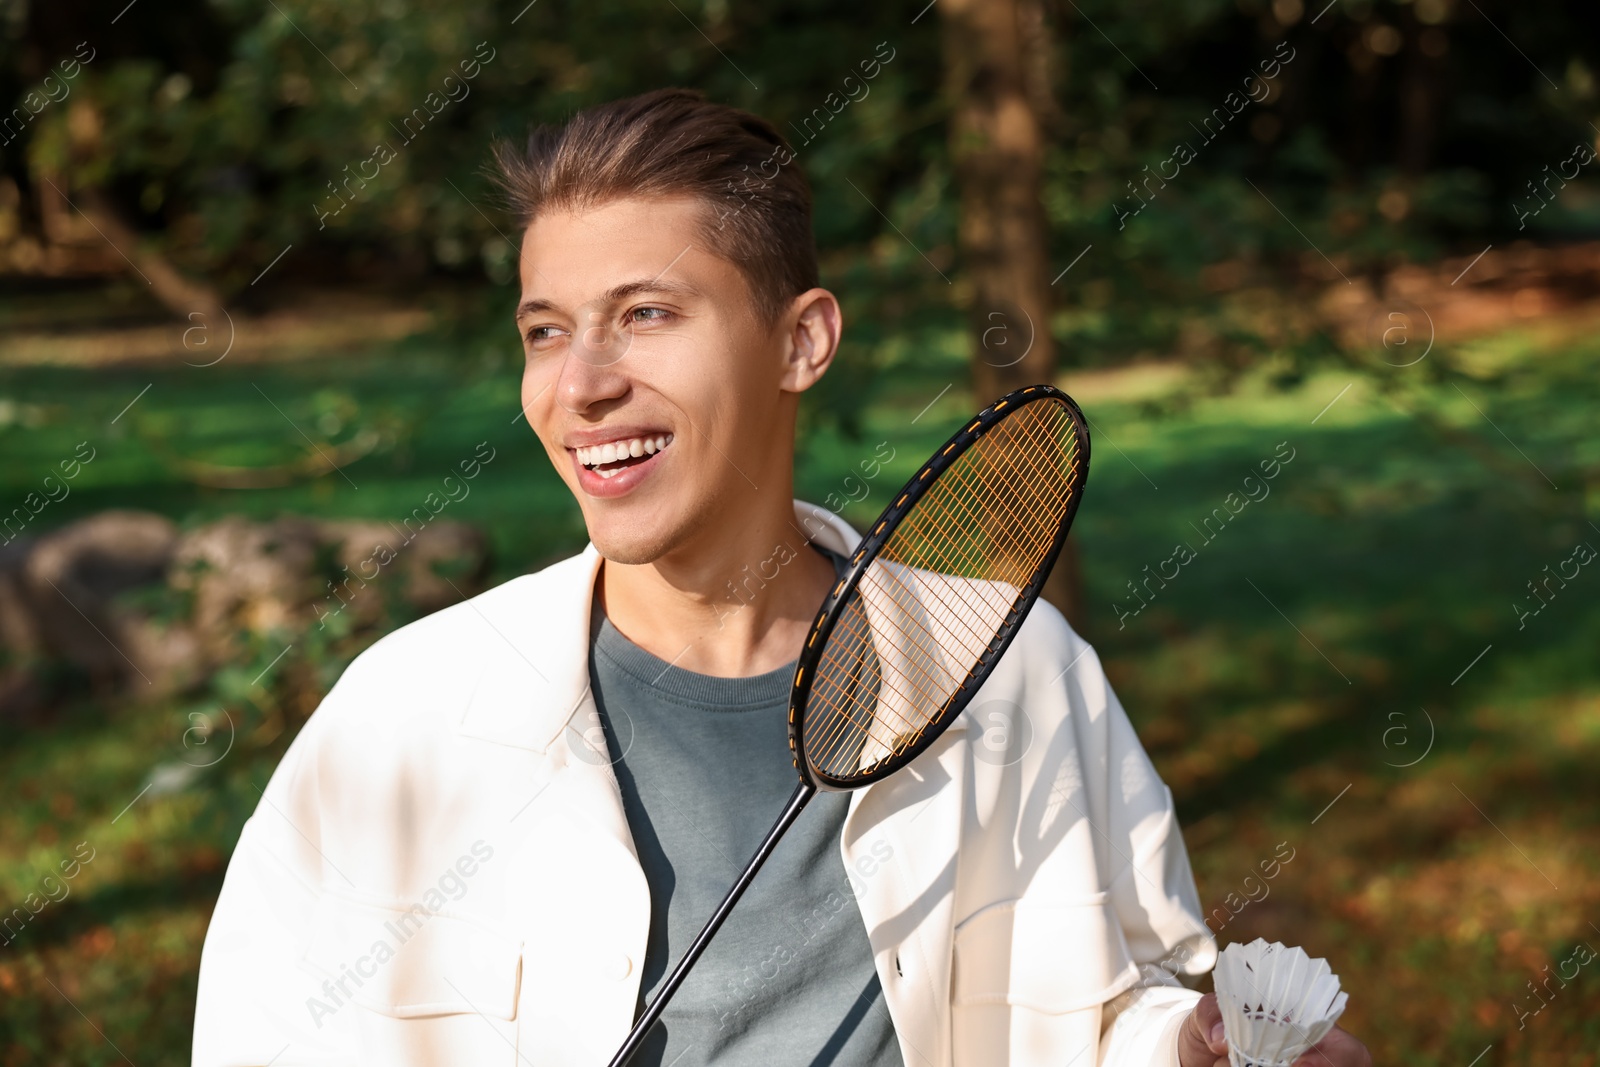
[949,897,1145,1066]
[302,891,524,1065]
[951,895,1141,1014]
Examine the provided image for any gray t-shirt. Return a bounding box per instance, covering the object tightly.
[590,547,902,1067]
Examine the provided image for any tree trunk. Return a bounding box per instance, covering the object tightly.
[1395,12,1444,179]
[75,186,228,326]
[938,0,1086,631]
[46,93,228,325]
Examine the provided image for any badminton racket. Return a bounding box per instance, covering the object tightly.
[608,383,1091,1067]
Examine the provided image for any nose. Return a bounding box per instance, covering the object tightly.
[554,317,631,414]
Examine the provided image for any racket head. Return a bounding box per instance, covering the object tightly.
[788,384,1091,791]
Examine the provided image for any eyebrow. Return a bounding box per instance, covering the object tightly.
[515,278,703,320]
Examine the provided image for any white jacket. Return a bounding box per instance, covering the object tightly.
[193,502,1215,1067]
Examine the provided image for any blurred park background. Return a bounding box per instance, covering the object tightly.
[3,0,1600,1062]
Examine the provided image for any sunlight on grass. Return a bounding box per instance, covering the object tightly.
[1,312,1597,1064]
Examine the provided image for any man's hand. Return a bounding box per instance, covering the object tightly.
[1177,993,1373,1067]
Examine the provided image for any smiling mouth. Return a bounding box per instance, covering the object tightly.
[575,433,674,480]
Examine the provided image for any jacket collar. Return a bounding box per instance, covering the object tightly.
[457,499,864,755]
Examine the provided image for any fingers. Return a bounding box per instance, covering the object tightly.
[1292,1026,1373,1067]
[1195,993,1227,1054]
[1177,994,1233,1067]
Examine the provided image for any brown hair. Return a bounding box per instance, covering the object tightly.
[491,88,816,326]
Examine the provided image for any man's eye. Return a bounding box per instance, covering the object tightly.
[630,306,671,324]
[525,325,565,343]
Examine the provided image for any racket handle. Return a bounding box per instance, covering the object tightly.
[607,780,817,1067]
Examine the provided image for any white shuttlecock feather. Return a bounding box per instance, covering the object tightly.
[1214,939,1348,1067]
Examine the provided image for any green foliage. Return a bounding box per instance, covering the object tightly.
[7,0,1596,397]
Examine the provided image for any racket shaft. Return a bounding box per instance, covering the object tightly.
[607,780,817,1067]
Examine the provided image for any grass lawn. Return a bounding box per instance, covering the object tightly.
[1,302,1597,1064]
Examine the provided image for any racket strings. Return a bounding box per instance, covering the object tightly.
[803,400,1083,779]
[832,564,1012,721]
[893,428,1073,582]
[806,477,1074,770]
[805,416,1081,769]
[805,511,1055,769]
[887,447,1069,592]
[806,581,991,769]
[807,577,959,761]
[804,413,1081,771]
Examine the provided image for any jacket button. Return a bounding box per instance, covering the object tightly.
[609,954,633,981]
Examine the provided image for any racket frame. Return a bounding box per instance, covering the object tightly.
[787,383,1091,791]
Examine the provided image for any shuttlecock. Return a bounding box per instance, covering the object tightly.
[1214,939,1348,1067]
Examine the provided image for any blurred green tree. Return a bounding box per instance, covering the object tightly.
[0,0,1597,381]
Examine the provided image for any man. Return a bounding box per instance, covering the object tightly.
[194,89,1370,1067]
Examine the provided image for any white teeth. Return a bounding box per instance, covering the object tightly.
[576,433,675,468]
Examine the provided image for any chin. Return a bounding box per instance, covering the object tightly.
[591,537,662,566]
[584,512,675,566]
[583,497,709,567]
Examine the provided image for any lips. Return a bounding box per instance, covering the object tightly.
[566,431,674,498]
[574,433,673,477]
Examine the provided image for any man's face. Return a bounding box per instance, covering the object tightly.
[516,196,793,565]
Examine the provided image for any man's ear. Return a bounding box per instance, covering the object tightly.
[778,288,842,394]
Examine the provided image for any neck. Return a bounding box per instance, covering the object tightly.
[597,496,838,678]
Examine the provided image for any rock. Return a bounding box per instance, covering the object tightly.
[169,516,322,660]
[21,510,184,690]
[0,537,43,664]
[4,509,493,706]
[315,518,492,622]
